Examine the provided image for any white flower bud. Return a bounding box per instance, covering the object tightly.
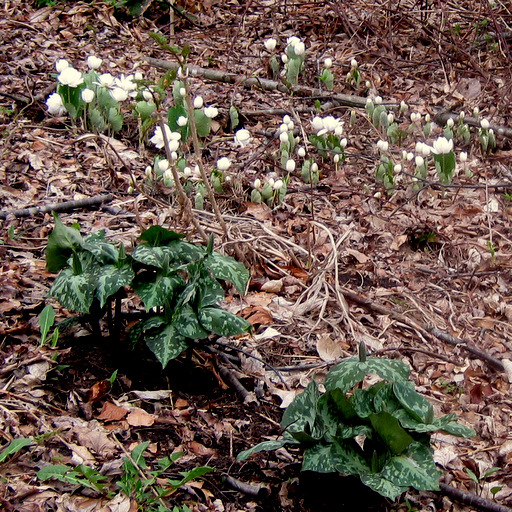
[287,120,295,130]
[293,42,305,56]
[203,106,219,118]
[285,159,296,172]
[183,167,192,177]
[55,59,70,73]
[273,179,284,190]
[253,178,261,189]
[235,129,252,148]
[283,115,291,125]
[297,147,306,158]
[81,88,95,104]
[394,164,402,173]
[374,96,383,105]
[134,72,143,80]
[145,165,152,177]
[264,38,277,52]
[179,87,186,97]
[86,55,102,70]
[324,57,333,68]
[407,152,414,161]
[281,54,288,64]
[459,111,465,120]
[376,140,388,151]
[267,178,275,188]
[446,118,454,127]
[387,113,394,124]
[217,157,231,171]
[340,138,347,148]
[473,107,480,117]
[279,131,289,143]
[480,119,490,130]
[158,159,169,171]
[311,162,318,172]
[110,87,128,102]
[171,151,178,160]
[424,114,431,123]
[177,116,188,127]
[334,154,340,163]
[350,58,358,68]
[415,156,424,167]
[193,96,204,108]
[459,152,468,162]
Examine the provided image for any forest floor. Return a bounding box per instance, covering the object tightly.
[1,1,512,511]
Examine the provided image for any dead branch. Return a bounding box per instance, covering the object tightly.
[224,475,270,498]
[0,194,114,220]
[144,57,394,109]
[434,111,512,140]
[439,483,512,512]
[341,289,505,372]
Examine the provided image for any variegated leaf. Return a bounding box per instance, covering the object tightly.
[381,442,440,491]
[282,381,319,432]
[360,473,408,500]
[206,252,250,295]
[331,439,370,477]
[237,437,298,462]
[393,381,434,424]
[49,268,96,313]
[198,306,252,336]
[302,444,337,473]
[95,264,134,307]
[174,304,209,339]
[369,412,414,455]
[134,274,186,310]
[144,322,189,368]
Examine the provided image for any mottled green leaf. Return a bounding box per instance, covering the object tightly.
[393,381,434,424]
[351,388,376,418]
[83,235,120,265]
[198,307,251,336]
[381,442,440,491]
[331,439,370,477]
[206,252,250,295]
[302,444,337,473]
[196,270,225,308]
[237,437,298,462]
[144,321,189,368]
[282,381,319,433]
[49,268,96,313]
[95,264,134,308]
[360,472,408,500]
[139,226,185,246]
[174,304,209,339]
[134,274,186,310]
[434,417,476,438]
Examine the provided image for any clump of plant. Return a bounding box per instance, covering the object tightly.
[238,343,475,501]
[45,214,251,368]
[37,441,212,512]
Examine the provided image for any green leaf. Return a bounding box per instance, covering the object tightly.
[194,109,211,138]
[174,304,210,339]
[131,441,150,468]
[351,388,376,418]
[88,107,105,132]
[282,381,319,433]
[135,273,186,310]
[170,465,214,488]
[107,107,123,132]
[37,464,71,481]
[168,104,188,139]
[0,438,32,462]
[139,226,185,246]
[196,269,225,308]
[49,268,97,313]
[144,320,189,367]
[237,438,298,461]
[393,381,434,424]
[135,100,156,120]
[330,439,370,477]
[205,252,250,295]
[82,234,120,264]
[39,305,55,346]
[369,412,414,455]
[302,444,337,473]
[360,472,408,500]
[198,306,252,336]
[229,105,239,131]
[436,418,476,438]
[325,357,410,393]
[95,264,134,308]
[46,214,83,272]
[381,442,440,492]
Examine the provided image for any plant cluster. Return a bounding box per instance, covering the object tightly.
[45,214,251,368]
[238,343,475,501]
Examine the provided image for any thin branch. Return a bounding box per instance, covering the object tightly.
[0,194,113,220]
[439,483,512,512]
[224,475,270,498]
[144,57,395,109]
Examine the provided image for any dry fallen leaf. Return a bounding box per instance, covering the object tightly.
[126,409,155,427]
[316,334,343,362]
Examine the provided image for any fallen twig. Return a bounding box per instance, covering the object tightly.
[144,57,395,109]
[439,483,512,512]
[0,194,114,220]
[224,474,270,498]
[341,289,505,372]
[434,111,512,140]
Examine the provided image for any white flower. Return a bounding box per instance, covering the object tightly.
[235,129,251,148]
[55,59,70,73]
[81,88,95,103]
[340,138,347,148]
[282,115,291,125]
[183,167,192,177]
[394,164,402,173]
[279,123,288,133]
[179,87,186,97]
[311,162,318,172]
[285,159,296,172]
[267,178,275,188]
[324,57,333,68]
[264,38,277,52]
[86,55,102,70]
[57,67,84,88]
[415,142,431,157]
[96,73,115,88]
[204,106,219,118]
[286,36,301,48]
[293,41,305,56]
[279,131,289,143]
[446,118,454,128]
[400,100,408,112]
[410,112,420,123]
[387,113,394,124]
[150,125,181,149]
[134,72,143,81]
[480,119,490,130]
[110,87,128,102]
[273,179,284,190]
[334,125,343,136]
[297,147,306,158]
[334,154,340,164]
[253,178,261,189]
[281,54,288,64]
[460,152,468,162]
[432,136,453,154]
[374,96,383,105]
[350,58,358,68]
[376,140,388,151]
[177,116,188,127]
[459,111,465,120]
[142,89,153,101]
[193,96,204,109]
[287,120,295,130]
[473,107,480,117]
[402,150,408,160]
[425,114,431,123]
[415,156,425,167]
[407,152,414,161]
[217,157,231,171]
[145,166,152,177]
[193,165,201,178]
[46,93,66,116]
[115,74,137,92]
[158,159,169,172]
[171,151,178,160]
[163,169,174,182]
